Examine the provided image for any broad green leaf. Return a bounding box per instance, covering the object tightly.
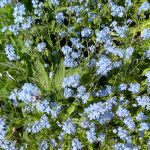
[33,57,51,91]
[53,58,65,90]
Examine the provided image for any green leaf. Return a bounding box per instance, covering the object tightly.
[15,119,26,129]
[53,58,65,90]
[88,144,93,150]
[33,57,51,91]
[54,7,68,14]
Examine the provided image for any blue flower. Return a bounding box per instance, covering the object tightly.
[81,28,92,37]
[70,38,84,49]
[50,102,61,118]
[1,26,7,33]
[32,0,40,8]
[64,87,74,98]
[138,1,150,14]
[62,74,80,88]
[49,72,53,79]
[113,61,122,68]
[116,106,129,118]
[80,118,92,129]
[125,47,134,60]
[0,0,11,8]
[0,118,17,149]
[9,24,20,35]
[26,114,51,133]
[40,141,48,150]
[97,85,114,97]
[125,0,133,7]
[128,83,140,94]
[8,89,18,106]
[111,21,128,38]
[148,137,150,148]
[32,0,44,17]
[136,112,148,121]
[96,27,111,43]
[36,99,51,114]
[5,44,20,61]
[123,117,135,132]
[76,86,89,104]
[61,46,72,55]
[145,70,150,82]
[13,3,26,23]
[62,118,76,135]
[61,45,81,68]
[96,55,113,76]
[117,127,132,142]
[9,83,40,107]
[105,45,125,58]
[56,12,65,24]
[144,49,150,60]
[50,0,60,6]
[25,40,33,50]
[88,12,96,22]
[97,131,105,142]
[113,143,141,150]
[109,2,126,17]
[141,28,150,40]
[71,138,82,150]
[139,122,150,131]
[64,56,78,68]
[136,95,150,110]
[51,139,57,147]
[58,132,65,140]
[86,128,97,143]
[36,42,46,52]
[21,16,34,30]
[68,27,74,33]
[118,83,127,91]
[59,32,66,37]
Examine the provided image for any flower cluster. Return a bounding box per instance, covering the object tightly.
[96,27,111,43]
[56,12,65,24]
[81,28,92,37]
[0,118,17,149]
[138,1,150,14]
[141,28,150,40]
[125,0,133,7]
[84,97,116,125]
[5,44,20,61]
[128,83,140,94]
[96,55,113,76]
[136,95,150,110]
[62,118,76,135]
[13,3,26,23]
[36,42,46,52]
[61,46,80,67]
[0,0,10,8]
[1,0,150,149]
[76,86,90,104]
[86,127,97,143]
[26,114,51,133]
[109,1,126,17]
[62,74,80,88]
[50,0,60,6]
[110,21,128,38]
[9,83,40,104]
[32,0,44,17]
[40,141,48,150]
[71,138,82,150]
